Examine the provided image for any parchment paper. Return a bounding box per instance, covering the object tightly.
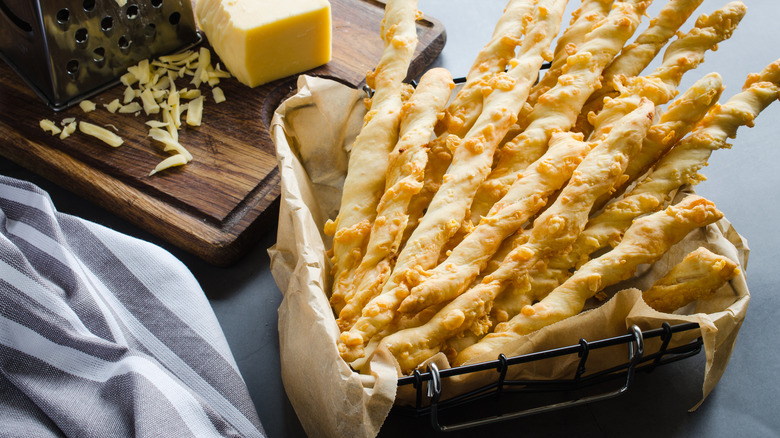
[268,75,750,438]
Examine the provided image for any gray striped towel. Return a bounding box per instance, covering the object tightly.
[0,176,265,437]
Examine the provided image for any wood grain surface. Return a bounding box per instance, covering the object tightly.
[0,0,445,266]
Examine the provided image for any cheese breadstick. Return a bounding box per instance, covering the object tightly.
[455,195,723,366]
[470,0,652,220]
[643,247,739,313]
[581,1,746,138]
[589,72,723,210]
[525,0,614,110]
[398,132,592,314]
[438,0,536,137]
[337,68,454,331]
[377,101,655,373]
[575,0,705,135]
[556,59,780,272]
[338,0,570,362]
[326,0,419,313]
[488,71,718,320]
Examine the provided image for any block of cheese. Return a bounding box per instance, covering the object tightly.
[196,0,332,88]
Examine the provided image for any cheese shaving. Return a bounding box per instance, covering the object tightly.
[149,154,188,176]
[79,121,123,147]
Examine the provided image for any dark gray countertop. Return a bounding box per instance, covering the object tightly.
[2,0,779,436]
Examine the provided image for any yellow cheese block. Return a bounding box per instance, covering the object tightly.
[196,0,332,88]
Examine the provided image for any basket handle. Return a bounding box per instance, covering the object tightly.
[426,325,646,432]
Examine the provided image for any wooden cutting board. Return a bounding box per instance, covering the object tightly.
[0,0,445,266]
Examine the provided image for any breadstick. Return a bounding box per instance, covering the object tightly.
[338,0,570,362]
[526,0,614,110]
[337,68,454,331]
[556,60,780,272]
[589,72,723,210]
[326,0,419,313]
[377,102,655,373]
[398,131,592,314]
[576,2,746,138]
[575,0,705,134]
[438,0,536,137]
[455,195,723,366]
[643,247,739,313]
[470,0,652,220]
[401,134,457,245]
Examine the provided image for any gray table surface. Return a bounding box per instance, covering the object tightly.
[2,0,779,436]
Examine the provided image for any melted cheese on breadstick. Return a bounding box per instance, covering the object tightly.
[470,0,652,221]
[377,101,654,373]
[337,68,454,331]
[327,0,419,314]
[455,195,723,366]
[643,247,739,313]
[338,0,569,362]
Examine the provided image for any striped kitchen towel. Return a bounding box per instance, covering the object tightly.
[0,176,265,438]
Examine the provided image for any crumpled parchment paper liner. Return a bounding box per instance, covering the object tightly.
[268,75,750,437]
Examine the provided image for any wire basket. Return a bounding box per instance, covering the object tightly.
[392,322,703,432]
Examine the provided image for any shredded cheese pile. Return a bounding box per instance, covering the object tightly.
[39,47,232,176]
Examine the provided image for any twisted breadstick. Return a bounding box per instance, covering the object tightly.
[326,0,420,313]
[643,247,739,313]
[438,0,536,137]
[399,132,592,314]
[377,102,655,373]
[575,0,705,135]
[493,73,722,320]
[470,0,652,220]
[556,59,780,272]
[589,72,723,210]
[337,68,454,331]
[455,195,723,365]
[338,0,570,362]
[525,0,614,110]
[583,1,746,139]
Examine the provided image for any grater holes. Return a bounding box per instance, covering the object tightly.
[82,0,96,13]
[56,9,70,25]
[66,60,80,79]
[151,0,163,7]
[101,16,114,32]
[126,5,139,20]
[75,28,89,46]
[169,12,181,25]
[118,36,132,54]
[93,47,106,67]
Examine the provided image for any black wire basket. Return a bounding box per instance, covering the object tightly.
[391,321,702,432]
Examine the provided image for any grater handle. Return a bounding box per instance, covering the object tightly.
[0,0,33,33]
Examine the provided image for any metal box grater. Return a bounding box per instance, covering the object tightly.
[0,0,201,110]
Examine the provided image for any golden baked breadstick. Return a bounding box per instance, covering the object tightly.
[643,247,739,313]
[401,134,457,245]
[575,2,746,138]
[554,60,780,272]
[589,72,723,210]
[470,0,652,220]
[455,195,723,365]
[338,0,570,362]
[438,0,536,137]
[575,0,705,134]
[526,0,614,110]
[488,75,721,322]
[398,131,592,314]
[326,0,419,313]
[337,68,454,331]
[377,102,655,373]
